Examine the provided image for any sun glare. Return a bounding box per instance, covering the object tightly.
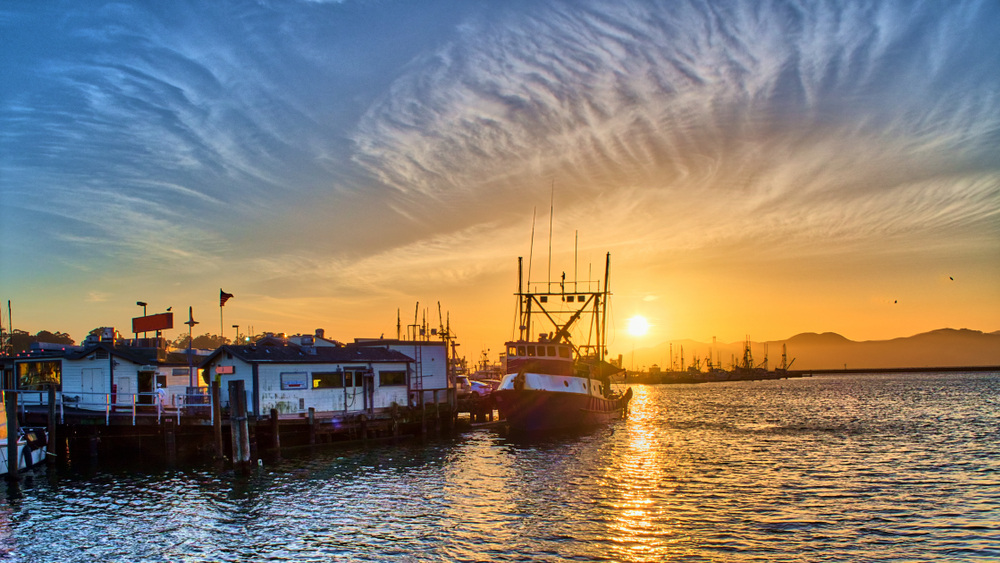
[627,316,649,336]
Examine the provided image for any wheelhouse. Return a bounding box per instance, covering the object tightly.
[505,339,574,376]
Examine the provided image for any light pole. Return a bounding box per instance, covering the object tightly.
[232,325,239,344]
[136,301,147,339]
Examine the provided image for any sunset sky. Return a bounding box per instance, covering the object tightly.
[2,0,998,360]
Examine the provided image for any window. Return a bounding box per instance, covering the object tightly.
[95,350,109,360]
[156,375,167,388]
[17,361,62,391]
[172,368,189,376]
[345,368,366,387]
[527,346,536,357]
[517,346,526,356]
[547,346,556,356]
[508,346,517,357]
[379,371,406,386]
[558,346,571,358]
[313,372,343,389]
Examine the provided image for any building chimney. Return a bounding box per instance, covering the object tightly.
[315,328,325,339]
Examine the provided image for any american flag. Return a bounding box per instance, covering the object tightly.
[220,289,234,307]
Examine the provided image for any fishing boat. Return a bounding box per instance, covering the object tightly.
[0,394,47,476]
[493,253,632,432]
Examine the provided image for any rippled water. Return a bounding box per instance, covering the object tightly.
[2,373,998,562]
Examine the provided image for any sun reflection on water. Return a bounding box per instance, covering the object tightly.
[607,384,674,561]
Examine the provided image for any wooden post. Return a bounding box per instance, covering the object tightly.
[164,418,177,466]
[47,386,57,465]
[270,408,280,453]
[308,407,316,446]
[5,392,18,481]
[211,382,223,460]
[419,391,426,435]
[433,390,440,433]
[228,380,250,469]
[359,414,368,441]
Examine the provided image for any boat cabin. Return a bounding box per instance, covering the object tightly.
[505,336,574,376]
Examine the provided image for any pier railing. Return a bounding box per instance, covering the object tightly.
[4,388,214,426]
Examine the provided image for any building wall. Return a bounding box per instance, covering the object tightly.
[203,357,410,415]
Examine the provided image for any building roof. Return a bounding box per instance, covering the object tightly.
[63,342,159,365]
[200,343,413,367]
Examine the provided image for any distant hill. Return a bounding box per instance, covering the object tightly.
[624,328,1000,371]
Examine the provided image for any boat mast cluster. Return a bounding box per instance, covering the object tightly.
[515,252,611,363]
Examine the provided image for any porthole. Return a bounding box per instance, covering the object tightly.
[564,381,569,387]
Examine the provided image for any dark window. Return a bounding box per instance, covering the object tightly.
[527,346,536,357]
[517,346,526,356]
[345,368,365,387]
[547,346,556,356]
[379,371,406,386]
[558,346,571,358]
[95,350,109,360]
[313,372,343,389]
[156,375,167,388]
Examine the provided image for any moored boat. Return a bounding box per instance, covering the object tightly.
[0,394,47,476]
[493,253,632,432]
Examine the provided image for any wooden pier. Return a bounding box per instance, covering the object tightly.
[5,382,466,474]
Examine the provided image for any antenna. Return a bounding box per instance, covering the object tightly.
[527,207,536,290]
[574,230,578,289]
[548,181,554,286]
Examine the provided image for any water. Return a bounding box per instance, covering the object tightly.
[2,373,998,562]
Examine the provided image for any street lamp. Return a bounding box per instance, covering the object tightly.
[232,325,239,344]
[136,301,148,339]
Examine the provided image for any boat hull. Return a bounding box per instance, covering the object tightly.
[494,387,631,432]
[0,439,46,476]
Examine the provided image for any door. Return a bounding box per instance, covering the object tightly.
[116,377,132,407]
[137,371,154,405]
[81,368,104,408]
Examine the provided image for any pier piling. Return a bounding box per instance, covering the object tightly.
[228,380,250,470]
[47,386,57,465]
[164,418,177,466]
[212,382,223,460]
[308,408,316,446]
[5,392,18,482]
[270,409,281,453]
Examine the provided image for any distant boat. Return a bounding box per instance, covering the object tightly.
[493,253,632,433]
[0,394,47,476]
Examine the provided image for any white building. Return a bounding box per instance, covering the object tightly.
[199,340,414,417]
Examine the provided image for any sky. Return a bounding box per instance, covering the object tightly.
[2,0,998,360]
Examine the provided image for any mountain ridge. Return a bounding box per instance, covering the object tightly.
[623,328,1000,371]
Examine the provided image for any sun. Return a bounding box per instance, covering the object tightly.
[627,316,650,336]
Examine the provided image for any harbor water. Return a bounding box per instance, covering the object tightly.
[2,372,998,562]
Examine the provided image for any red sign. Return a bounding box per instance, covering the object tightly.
[132,312,174,333]
[215,365,235,375]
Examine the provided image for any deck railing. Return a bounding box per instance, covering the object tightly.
[3,388,214,426]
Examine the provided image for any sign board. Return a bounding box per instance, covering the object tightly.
[215,365,235,375]
[132,312,174,333]
[280,372,308,390]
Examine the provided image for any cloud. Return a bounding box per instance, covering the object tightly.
[351,0,1000,260]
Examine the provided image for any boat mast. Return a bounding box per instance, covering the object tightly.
[600,252,610,362]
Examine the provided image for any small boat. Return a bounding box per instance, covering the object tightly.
[493,253,632,432]
[0,395,47,476]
